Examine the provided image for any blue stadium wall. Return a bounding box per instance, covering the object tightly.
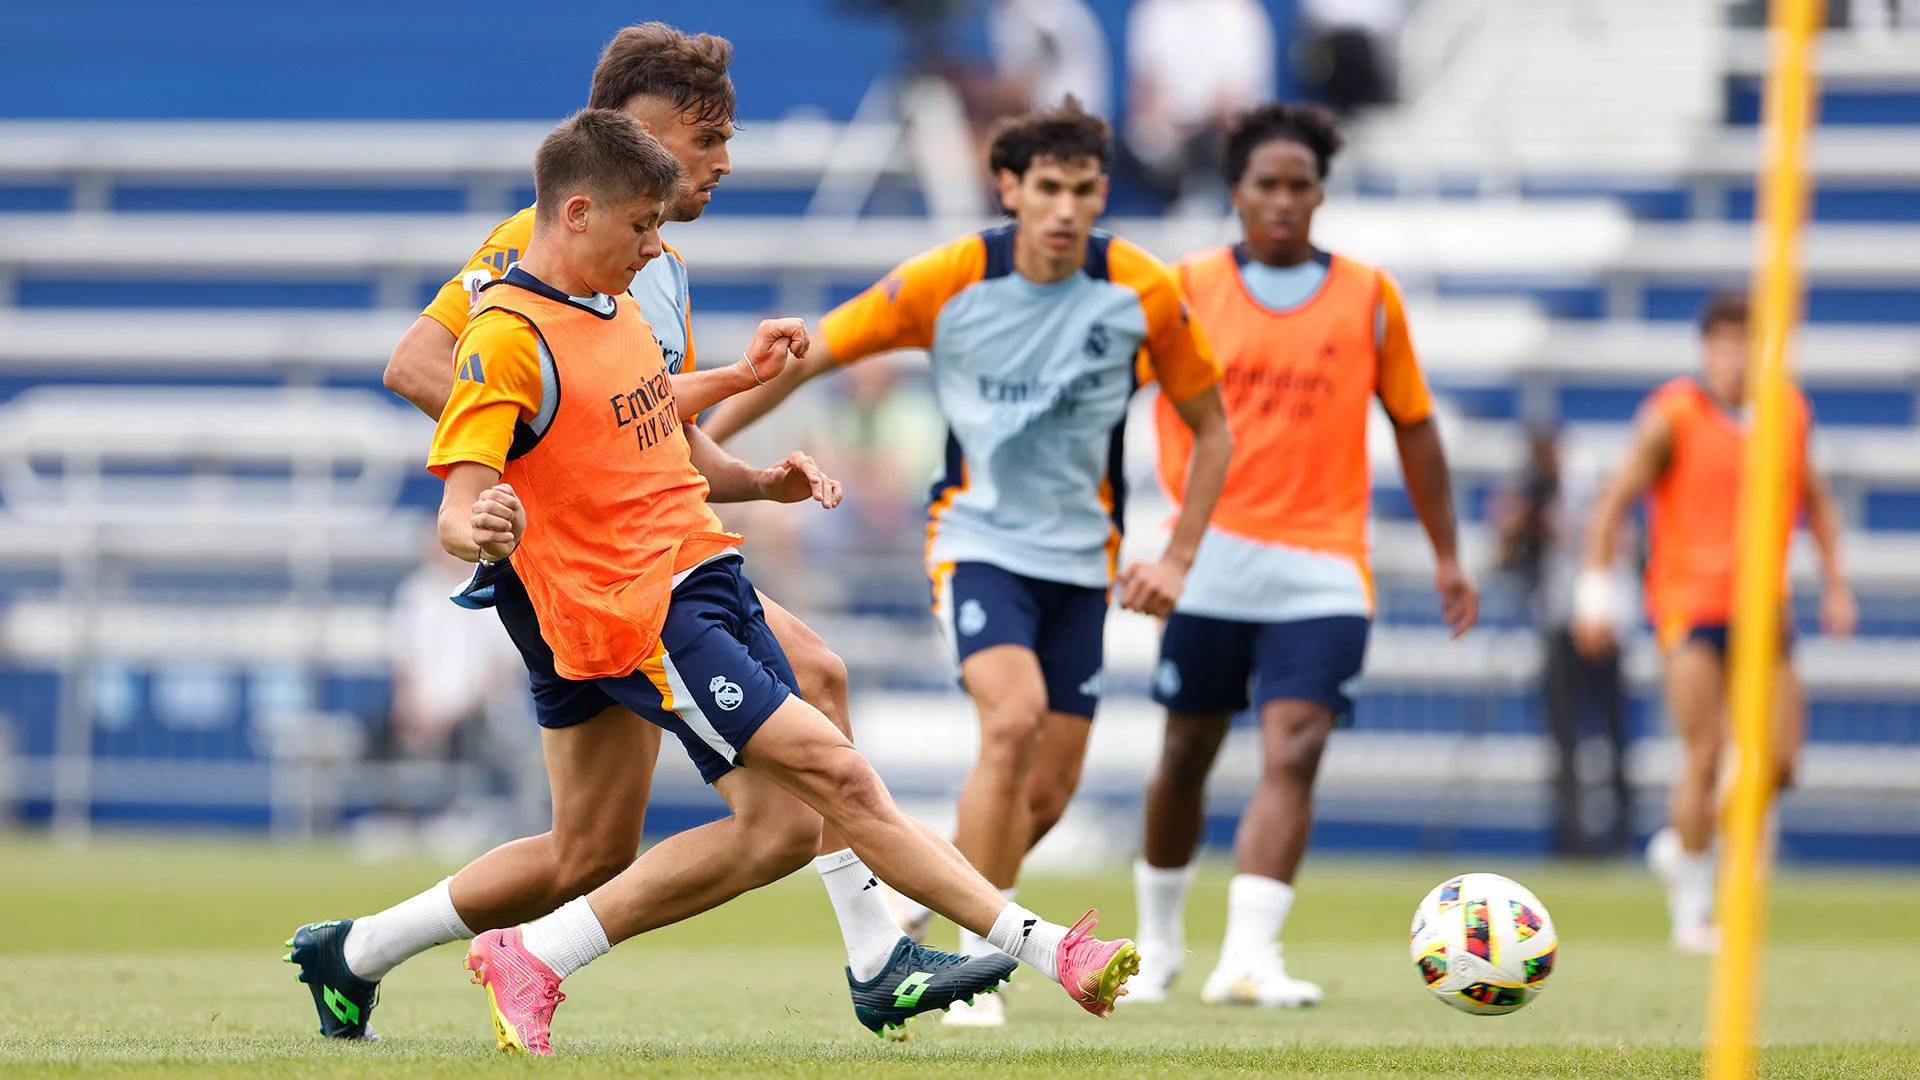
[3,0,1297,122]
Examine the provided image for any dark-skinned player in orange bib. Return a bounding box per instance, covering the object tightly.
[1127,104,1479,1008]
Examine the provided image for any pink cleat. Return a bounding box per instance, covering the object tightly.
[1055,910,1139,1018]
[464,928,565,1055]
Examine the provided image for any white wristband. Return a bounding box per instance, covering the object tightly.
[1572,567,1614,625]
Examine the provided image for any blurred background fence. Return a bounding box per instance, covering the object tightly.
[3,0,1919,865]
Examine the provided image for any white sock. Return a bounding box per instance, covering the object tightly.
[1673,848,1717,931]
[342,878,473,981]
[1220,874,1294,961]
[520,896,610,979]
[987,902,1067,984]
[814,849,907,982]
[1134,860,1196,954]
[960,888,1017,959]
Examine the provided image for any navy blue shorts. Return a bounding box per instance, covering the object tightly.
[467,556,797,784]
[932,561,1107,719]
[1153,613,1371,720]
[1678,622,1796,658]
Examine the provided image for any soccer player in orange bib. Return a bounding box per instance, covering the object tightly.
[1127,103,1478,1007]
[429,110,1137,1054]
[1574,291,1855,954]
[706,101,1231,1026]
[286,25,1023,1044]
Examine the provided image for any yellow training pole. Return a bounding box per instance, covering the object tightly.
[1706,0,1821,1077]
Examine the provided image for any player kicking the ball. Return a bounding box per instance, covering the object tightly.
[1574,291,1854,954]
[706,100,1231,1027]
[432,109,1135,1054]
[287,25,1012,1042]
[1129,103,1477,1007]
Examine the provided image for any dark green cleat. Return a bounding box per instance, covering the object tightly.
[285,919,380,1040]
[848,937,1017,1035]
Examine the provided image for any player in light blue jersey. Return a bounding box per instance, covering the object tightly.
[706,100,1234,1026]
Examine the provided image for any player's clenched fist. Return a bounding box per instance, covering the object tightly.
[471,482,524,562]
[741,317,810,385]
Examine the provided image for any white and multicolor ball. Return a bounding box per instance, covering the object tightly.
[1408,872,1557,1015]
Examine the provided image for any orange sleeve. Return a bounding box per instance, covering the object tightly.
[421,208,538,337]
[1111,239,1220,404]
[427,310,544,478]
[819,235,985,364]
[1375,271,1433,426]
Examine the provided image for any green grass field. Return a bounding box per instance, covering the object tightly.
[2,837,1918,1078]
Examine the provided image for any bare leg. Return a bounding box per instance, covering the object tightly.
[1140,712,1231,868]
[952,645,1049,889]
[759,591,854,856]
[1233,700,1337,884]
[1024,713,1093,849]
[448,706,659,929]
[1665,643,1727,854]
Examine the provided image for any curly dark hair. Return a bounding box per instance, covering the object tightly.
[987,97,1111,178]
[587,22,737,127]
[1223,101,1345,184]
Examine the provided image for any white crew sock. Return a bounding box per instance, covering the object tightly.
[1134,860,1196,954]
[520,896,611,979]
[814,849,907,982]
[342,877,474,981]
[1220,874,1295,960]
[986,902,1067,984]
[960,888,1017,959]
[1672,848,1717,932]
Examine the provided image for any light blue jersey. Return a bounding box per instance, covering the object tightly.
[821,224,1220,588]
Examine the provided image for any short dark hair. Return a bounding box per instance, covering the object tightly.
[533,109,683,224]
[987,97,1111,178]
[1224,102,1344,184]
[587,22,737,127]
[1699,290,1750,335]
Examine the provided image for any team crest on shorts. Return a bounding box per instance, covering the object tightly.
[709,676,745,712]
[957,599,988,637]
[1155,658,1181,698]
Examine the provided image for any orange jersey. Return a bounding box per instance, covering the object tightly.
[423,206,697,376]
[1156,247,1430,576]
[1643,377,1810,635]
[429,267,738,680]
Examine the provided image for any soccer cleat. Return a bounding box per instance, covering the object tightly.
[465,928,565,1055]
[1054,910,1137,1018]
[879,883,935,944]
[847,936,1017,1036]
[1121,940,1182,1004]
[284,919,381,1040]
[940,991,1006,1027]
[1199,947,1324,1008]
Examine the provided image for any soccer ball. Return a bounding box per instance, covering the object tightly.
[1408,872,1557,1015]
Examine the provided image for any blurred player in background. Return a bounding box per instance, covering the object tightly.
[1574,291,1856,954]
[288,24,984,1042]
[1129,103,1477,1007]
[707,100,1231,1027]
[431,109,1138,1051]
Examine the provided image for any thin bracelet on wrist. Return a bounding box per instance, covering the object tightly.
[742,353,766,386]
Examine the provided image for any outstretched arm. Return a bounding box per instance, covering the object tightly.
[671,318,811,419]
[1394,416,1478,637]
[701,339,841,444]
[1118,385,1232,617]
[687,423,842,510]
[1574,407,1673,656]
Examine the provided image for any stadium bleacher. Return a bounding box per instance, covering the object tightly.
[2,1,1918,867]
